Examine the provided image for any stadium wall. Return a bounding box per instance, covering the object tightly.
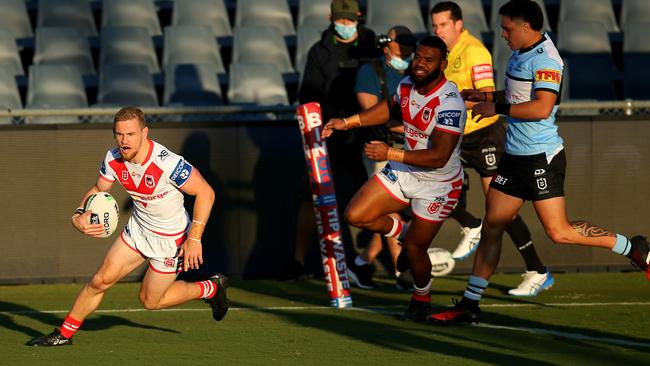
[0,117,648,283]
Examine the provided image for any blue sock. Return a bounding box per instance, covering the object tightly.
[611,234,632,256]
[463,275,489,301]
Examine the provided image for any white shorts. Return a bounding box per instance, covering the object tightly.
[374,162,463,222]
[121,216,188,274]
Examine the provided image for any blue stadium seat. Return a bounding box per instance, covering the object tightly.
[101,0,162,37]
[559,0,620,33]
[297,0,331,29]
[37,0,98,37]
[367,0,426,34]
[163,63,223,106]
[0,67,22,123]
[0,29,24,76]
[228,63,288,105]
[623,21,650,99]
[491,32,510,90]
[232,26,294,73]
[557,21,618,100]
[33,27,96,76]
[295,25,324,77]
[98,64,159,107]
[620,0,650,30]
[163,25,225,74]
[235,0,296,36]
[171,0,232,38]
[27,64,87,123]
[100,26,159,73]
[0,0,33,39]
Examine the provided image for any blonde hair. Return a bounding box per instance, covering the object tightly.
[114,106,146,128]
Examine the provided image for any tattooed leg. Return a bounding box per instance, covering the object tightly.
[571,220,616,238]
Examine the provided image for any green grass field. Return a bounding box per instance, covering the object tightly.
[1,272,649,366]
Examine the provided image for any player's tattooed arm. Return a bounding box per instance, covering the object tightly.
[571,221,616,238]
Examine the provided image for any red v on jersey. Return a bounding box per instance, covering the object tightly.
[109,159,164,195]
[399,83,441,149]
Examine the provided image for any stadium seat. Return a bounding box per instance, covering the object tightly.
[162,25,225,74]
[623,21,650,99]
[490,0,551,32]
[0,29,24,76]
[297,0,331,29]
[228,63,289,105]
[295,26,324,77]
[171,0,232,38]
[428,0,489,35]
[235,0,296,36]
[27,64,87,123]
[232,26,294,73]
[100,26,160,73]
[37,0,98,37]
[0,67,22,124]
[557,21,618,100]
[620,0,650,30]
[101,0,162,37]
[33,27,96,76]
[163,63,223,106]
[558,0,620,33]
[491,33,511,90]
[0,0,33,39]
[367,0,426,34]
[98,64,159,107]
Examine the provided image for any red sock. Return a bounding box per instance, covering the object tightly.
[60,315,82,339]
[196,280,217,299]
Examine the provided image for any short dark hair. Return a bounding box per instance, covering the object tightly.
[431,1,463,21]
[114,106,146,128]
[499,0,543,31]
[417,35,448,56]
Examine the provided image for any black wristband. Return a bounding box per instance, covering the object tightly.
[495,103,511,116]
[74,207,85,215]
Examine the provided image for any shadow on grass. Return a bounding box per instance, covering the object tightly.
[231,278,650,364]
[0,301,179,341]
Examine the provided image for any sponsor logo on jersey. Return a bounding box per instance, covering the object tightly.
[121,170,129,181]
[494,175,508,185]
[472,64,493,81]
[437,110,462,128]
[380,165,397,184]
[401,97,408,108]
[535,69,561,84]
[158,150,169,161]
[170,159,193,186]
[454,57,461,68]
[445,91,457,98]
[536,177,548,190]
[164,258,175,267]
[422,107,433,123]
[100,161,107,175]
[534,169,546,176]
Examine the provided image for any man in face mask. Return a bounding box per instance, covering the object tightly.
[349,26,416,290]
[281,0,380,281]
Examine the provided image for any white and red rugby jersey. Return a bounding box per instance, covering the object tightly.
[99,140,193,235]
[394,76,467,181]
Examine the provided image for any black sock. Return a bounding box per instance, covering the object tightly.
[505,215,546,273]
[459,296,479,308]
[451,206,481,228]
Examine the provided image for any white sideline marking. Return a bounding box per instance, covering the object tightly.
[5,302,650,348]
[2,301,650,315]
[477,323,650,348]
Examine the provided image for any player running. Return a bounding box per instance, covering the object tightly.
[323,36,466,321]
[27,106,228,346]
[430,0,650,325]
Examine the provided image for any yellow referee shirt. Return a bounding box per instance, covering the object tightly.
[444,29,498,135]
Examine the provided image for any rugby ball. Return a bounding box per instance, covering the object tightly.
[428,247,455,277]
[84,192,119,238]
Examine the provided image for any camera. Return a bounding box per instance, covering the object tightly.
[374,33,417,48]
[375,34,392,48]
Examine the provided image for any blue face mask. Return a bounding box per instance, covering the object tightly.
[389,54,411,71]
[334,22,357,40]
